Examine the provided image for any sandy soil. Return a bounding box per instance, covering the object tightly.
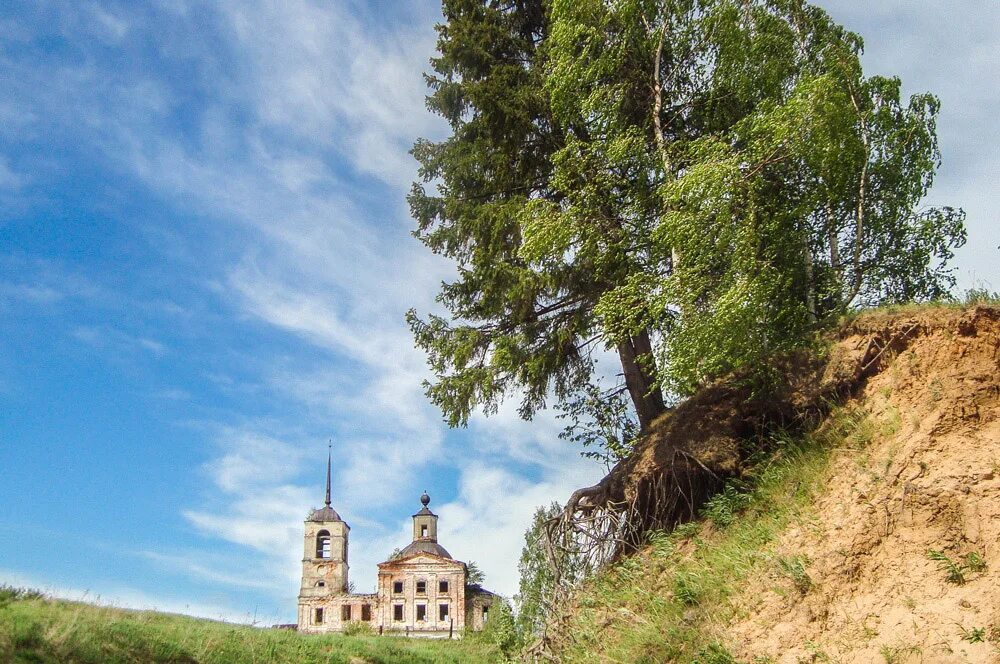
[727,306,1000,663]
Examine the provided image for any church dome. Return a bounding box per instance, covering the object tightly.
[413,490,435,516]
[307,505,342,522]
[398,539,452,559]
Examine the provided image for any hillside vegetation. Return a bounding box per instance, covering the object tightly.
[540,304,1000,663]
[4,305,997,664]
[0,589,500,664]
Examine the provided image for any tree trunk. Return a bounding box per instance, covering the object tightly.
[804,244,816,322]
[617,328,666,431]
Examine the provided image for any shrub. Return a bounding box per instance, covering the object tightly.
[701,484,753,528]
[343,621,372,636]
[0,586,44,608]
[477,599,521,661]
[673,571,703,605]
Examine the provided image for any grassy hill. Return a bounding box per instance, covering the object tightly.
[540,304,1000,663]
[6,305,1000,664]
[0,589,500,664]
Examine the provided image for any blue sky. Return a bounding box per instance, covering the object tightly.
[0,1,997,625]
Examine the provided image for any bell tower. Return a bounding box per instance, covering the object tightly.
[411,491,438,542]
[299,446,349,598]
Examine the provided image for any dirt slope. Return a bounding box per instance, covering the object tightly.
[728,306,1000,663]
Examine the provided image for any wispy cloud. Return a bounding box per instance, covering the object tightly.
[141,551,285,593]
[72,325,168,358]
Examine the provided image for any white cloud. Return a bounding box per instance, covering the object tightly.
[155,387,192,401]
[183,428,312,571]
[85,4,129,43]
[71,325,168,358]
[217,0,444,187]
[0,282,61,305]
[203,430,307,494]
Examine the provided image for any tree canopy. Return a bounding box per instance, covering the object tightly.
[409,0,965,450]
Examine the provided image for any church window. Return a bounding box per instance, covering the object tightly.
[316,580,325,588]
[341,605,351,621]
[439,603,449,621]
[438,580,449,593]
[361,604,371,621]
[313,608,324,624]
[416,603,426,621]
[393,581,403,594]
[316,530,331,559]
[420,524,428,537]
[393,604,404,621]
[416,580,426,594]
[482,606,489,623]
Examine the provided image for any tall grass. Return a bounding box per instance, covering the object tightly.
[0,591,500,664]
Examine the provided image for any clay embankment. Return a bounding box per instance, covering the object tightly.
[729,306,1000,662]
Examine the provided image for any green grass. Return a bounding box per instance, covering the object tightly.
[926,549,988,586]
[844,292,1000,319]
[0,591,500,664]
[546,406,875,663]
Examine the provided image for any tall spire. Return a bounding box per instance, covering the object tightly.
[324,441,332,507]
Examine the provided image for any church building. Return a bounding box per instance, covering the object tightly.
[297,451,497,637]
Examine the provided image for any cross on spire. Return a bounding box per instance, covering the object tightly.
[324,440,332,507]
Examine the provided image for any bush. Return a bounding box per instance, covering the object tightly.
[343,621,373,636]
[477,600,521,661]
[701,484,753,528]
[963,288,1000,305]
[0,586,44,608]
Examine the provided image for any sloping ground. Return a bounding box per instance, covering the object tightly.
[0,591,500,664]
[729,305,1000,663]
[542,304,1000,663]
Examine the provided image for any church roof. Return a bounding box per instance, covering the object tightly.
[397,539,452,559]
[307,505,343,522]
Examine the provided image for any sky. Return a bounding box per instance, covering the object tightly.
[0,1,997,626]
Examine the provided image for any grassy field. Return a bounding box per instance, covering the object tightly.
[0,590,501,664]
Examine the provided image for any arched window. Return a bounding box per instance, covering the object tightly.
[316,530,331,559]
